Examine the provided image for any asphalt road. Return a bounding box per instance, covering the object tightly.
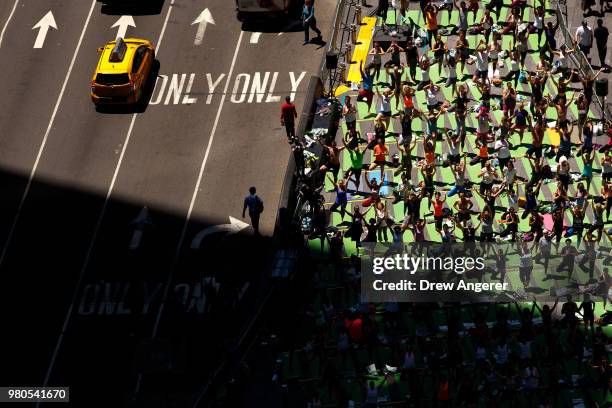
[0,0,334,405]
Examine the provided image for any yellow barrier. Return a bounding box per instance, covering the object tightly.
[346,16,377,84]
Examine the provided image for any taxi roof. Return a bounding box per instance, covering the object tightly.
[96,38,151,74]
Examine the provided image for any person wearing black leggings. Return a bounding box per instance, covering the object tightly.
[499,208,519,242]
[377,0,390,25]
[551,207,565,249]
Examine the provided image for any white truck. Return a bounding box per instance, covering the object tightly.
[235,0,303,21]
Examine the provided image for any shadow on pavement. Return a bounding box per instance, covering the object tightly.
[100,0,165,16]
[0,163,274,406]
[241,18,304,33]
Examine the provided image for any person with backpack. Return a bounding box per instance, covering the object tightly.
[242,186,264,236]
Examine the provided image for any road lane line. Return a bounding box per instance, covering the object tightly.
[0,0,96,266]
[0,0,18,48]
[151,30,245,340]
[134,27,244,403]
[134,10,243,403]
[40,0,176,393]
[133,29,245,400]
[249,31,261,43]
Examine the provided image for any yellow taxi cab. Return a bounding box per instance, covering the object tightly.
[90,37,155,106]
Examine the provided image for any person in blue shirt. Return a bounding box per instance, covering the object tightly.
[357,61,375,112]
[242,186,263,235]
[302,0,322,45]
[582,150,595,194]
[580,119,594,157]
[510,102,529,144]
[329,179,348,220]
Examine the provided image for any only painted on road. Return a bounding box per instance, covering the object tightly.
[150,71,307,105]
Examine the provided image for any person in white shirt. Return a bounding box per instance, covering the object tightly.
[534,234,552,273]
[494,136,512,169]
[375,87,393,129]
[502,160,517,191]
[575,20,593,58]
[507,188,519,211]
[519,244,533,288]
[479,161,498,194]
[424,83,442,113]
[533,5,545,49]
[551,45,575,75]
[473,39,489,82]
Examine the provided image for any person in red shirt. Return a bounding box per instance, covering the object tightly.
[430,191,446,232]
[369,137,389,175]
[345,315,363,343]
[280,96,297,142]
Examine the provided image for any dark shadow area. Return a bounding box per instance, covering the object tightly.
[312,38,328,49]
[240,17,304,33]
[0,163,276,407]
[525,287,548,294]
[100,0,165,16]
[583,9,608,18]
[95,59,160,115]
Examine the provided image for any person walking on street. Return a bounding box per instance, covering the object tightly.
[280,96,298,142]
[242,187,264,236]
[302,0,322,45]
[594,19,609,68]
[575,20,593,60]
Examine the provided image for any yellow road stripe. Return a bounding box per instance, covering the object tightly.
[347,16,377,84]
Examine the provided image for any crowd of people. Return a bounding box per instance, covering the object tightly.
[270,0,612,406]
[311,0,612,260]
[284,295,612,406]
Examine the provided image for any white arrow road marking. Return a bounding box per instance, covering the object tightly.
[0,0,19,48]
[191,216,250,249]
[32,11,57,49]
[249,32,261,44]
[130,206,153,250]
[111,15,135,39]
[191,8,215,46]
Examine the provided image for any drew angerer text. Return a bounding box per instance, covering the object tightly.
[372,280,509,293]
